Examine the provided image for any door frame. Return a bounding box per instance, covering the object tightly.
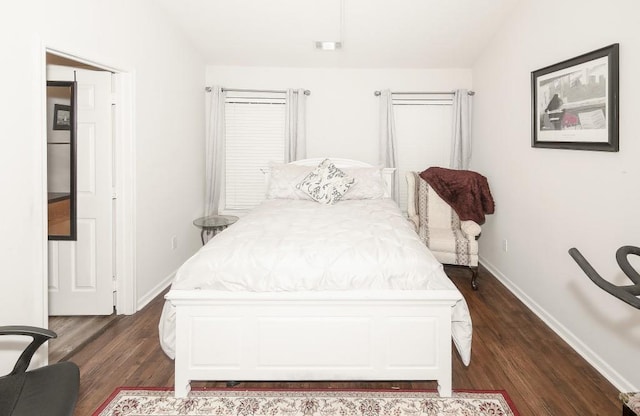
[41,46,137,321]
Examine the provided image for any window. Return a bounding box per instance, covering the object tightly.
[393,94,453,213]
[221,91,286,213]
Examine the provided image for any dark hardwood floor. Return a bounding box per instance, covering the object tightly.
[65,265,622,415]
[49,314,118,364]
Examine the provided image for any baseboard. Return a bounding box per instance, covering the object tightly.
[136,270,176,312]
[479,255,637,393]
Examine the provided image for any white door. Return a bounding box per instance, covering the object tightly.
[48,65,114,315]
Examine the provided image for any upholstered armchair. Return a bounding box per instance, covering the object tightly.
[406,171,482,290]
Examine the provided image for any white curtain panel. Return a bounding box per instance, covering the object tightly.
[378,89,399,202]
[449,89,473,170]
[205,86,226,216]
[285,89,307,162]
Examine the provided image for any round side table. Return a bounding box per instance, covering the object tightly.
[193,215,239,245]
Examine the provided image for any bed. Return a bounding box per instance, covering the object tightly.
[159,158,472,398]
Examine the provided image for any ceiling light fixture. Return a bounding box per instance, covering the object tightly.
[315,0,344,51]
[315,41,342,51]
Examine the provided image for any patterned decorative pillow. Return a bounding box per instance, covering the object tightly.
[296,159,355,205]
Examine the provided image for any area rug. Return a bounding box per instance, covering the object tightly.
[92,387,519,416]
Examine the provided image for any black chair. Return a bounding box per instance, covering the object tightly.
[0,326,79,416]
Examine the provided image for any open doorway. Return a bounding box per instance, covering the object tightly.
[45,52,130,362]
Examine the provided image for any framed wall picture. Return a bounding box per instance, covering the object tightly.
[531,43,619,151]
[53,104,72,130]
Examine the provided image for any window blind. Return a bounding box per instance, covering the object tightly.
[222,92,286,212]
[393,94,453,213]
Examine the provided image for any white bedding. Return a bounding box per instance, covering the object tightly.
[159,198,472,364]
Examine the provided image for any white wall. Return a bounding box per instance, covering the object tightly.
[0,0,205,371]
[206,66,472,165]
[472,0,640,391]
[0,3,47,371]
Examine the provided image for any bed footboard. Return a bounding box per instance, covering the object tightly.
[166,290,460,398]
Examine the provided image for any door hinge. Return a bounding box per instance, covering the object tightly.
[112,190,118,200]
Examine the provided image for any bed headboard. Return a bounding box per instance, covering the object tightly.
[264,158,396,198]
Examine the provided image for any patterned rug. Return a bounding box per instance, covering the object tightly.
[93,388,519,416]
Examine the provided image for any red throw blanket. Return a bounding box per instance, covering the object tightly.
[419,167,495,225]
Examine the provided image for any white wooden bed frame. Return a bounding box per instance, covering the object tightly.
[165,158,462,398]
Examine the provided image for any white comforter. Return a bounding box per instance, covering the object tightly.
[159,198,472,364]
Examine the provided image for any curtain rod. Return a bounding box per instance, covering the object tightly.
[374,90,475,96]
[205,87,310,96]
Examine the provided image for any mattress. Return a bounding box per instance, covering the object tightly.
[159,198,472,363]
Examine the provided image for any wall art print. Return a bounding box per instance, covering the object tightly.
[531,43,619,151]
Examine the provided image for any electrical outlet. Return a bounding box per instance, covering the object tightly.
[502,239,508,253]
[171,236,178,250]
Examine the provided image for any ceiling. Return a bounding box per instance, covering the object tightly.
[155,0,520,68]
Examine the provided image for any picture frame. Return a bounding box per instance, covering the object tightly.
[53,104,71,131]
[531,43,619,151]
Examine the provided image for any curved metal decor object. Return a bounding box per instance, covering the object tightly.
[568,246,640,309]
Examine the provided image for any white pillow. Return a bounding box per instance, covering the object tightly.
[341,166,389,200]
[265,162,314,200]
[296,159,355,205]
